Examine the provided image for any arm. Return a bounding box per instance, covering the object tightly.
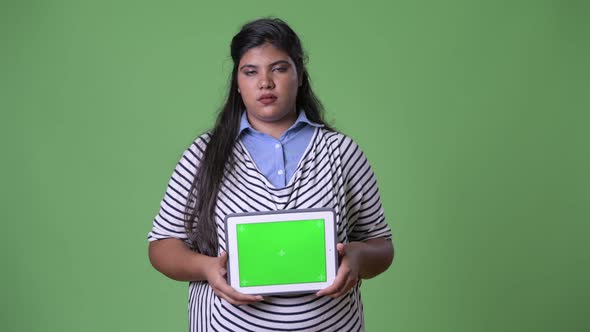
[147,137,260,305]
[318,136,395,298]
[348,237,394,279]
[148,238,212,281]
[316,238,394,298]
[148,238,263,305]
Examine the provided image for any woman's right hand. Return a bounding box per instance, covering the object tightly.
[206,251,263,305]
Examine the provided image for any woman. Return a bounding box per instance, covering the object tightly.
[148,17,394,331]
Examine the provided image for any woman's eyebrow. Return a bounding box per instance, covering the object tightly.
[239,60,291,71]
[269,60,291,67]
[239,64,257,71]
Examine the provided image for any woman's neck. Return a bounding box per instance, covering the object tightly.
[246,110,298,139]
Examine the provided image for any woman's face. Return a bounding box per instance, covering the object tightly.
[237,43,300,133]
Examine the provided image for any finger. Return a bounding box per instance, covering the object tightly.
[216,290,254,306]
[331,277,358,298]
[315,274,342,296]
[211,253,262,305]
[219,292,259,305]
[218,289,263,305]
[317,255,353,297]
[326,279,350,298]
[227,287,263,304]
[336,243,345,256]
[218,252,229,277]
[213,277,262,304]
[214,285,261,305]
[316,265,348,297]
[316,281,342,297]
[219,251,228,264]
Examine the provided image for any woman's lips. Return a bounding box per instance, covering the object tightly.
[258,95,277,105]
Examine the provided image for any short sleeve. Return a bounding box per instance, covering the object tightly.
[147,134,209,242]
[339,135,392,242]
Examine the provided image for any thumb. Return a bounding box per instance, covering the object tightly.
[336,243,345,256]
[219,250,228,264]
[216,251,228,277]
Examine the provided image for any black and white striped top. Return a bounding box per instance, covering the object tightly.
[148,128,392,332]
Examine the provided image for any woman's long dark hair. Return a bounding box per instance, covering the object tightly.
[185,18,332,256]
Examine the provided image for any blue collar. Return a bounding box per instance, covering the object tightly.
[236,110,323,139]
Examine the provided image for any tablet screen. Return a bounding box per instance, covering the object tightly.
[236,219,327,287]
[225,208,337,295]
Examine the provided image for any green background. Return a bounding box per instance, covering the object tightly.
[237,219,326,287]
[2,0,589,331]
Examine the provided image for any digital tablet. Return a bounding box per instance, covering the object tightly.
[224,208,337,295]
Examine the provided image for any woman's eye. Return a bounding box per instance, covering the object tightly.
[273,67,288,73]
[244,71,256,76]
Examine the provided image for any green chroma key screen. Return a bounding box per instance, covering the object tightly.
[236,219,327,287]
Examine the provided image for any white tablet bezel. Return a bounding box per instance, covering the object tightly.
[224,208,337,295]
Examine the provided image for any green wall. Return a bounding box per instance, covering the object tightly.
[2,0,589,331]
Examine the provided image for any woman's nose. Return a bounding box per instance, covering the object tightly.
[259,72,275,89]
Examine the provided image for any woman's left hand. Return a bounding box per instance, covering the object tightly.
[316,242,362,298]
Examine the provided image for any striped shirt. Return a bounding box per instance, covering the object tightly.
[148,127,392,332]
